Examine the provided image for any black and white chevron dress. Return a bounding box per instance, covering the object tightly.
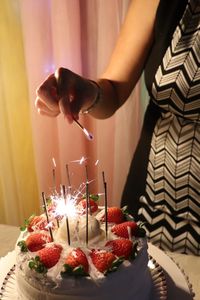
[121,0,200,255]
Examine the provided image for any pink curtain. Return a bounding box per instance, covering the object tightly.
[20,0,142,207]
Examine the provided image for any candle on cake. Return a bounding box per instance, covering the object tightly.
[66,164,72,194]
[85,165,89,245]
[102,171,108,239]
[52,157,56,192]
[42,192,54,242]
[62,185,71,245]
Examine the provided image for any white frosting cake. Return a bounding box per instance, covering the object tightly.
[15,201,152,300]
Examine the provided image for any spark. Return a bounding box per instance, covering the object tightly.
[95,160,99,166]
[51,193,79,219]
[80,156,86,164]
[45,221,54,229]
[52,157,56,168]
[71,156,88,165]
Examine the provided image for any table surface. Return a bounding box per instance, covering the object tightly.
[0,224,199,300]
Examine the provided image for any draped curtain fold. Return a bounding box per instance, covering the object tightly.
[0,0,143,226]
[0,0,40,225]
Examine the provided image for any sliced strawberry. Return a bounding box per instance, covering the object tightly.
[102,207,124,224]
[62,248,89,276]
[105,239,133,259]
[29,244,62,273]
[111,221,138,238]
[78,198,98,214]
[90,249,121,274]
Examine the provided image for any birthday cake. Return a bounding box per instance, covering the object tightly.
[15,194,152,300]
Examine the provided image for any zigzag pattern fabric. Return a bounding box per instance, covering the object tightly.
[138,0,200,255]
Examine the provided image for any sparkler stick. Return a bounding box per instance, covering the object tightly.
[52,169,56,189]
[85,165,92,215]
[55,199,60,229]
[42,192,54,242]
[62,185,71,245]
[52,158,59,227]
[52,157,56,192]
[102,172,108,239]
[86,182,89,246]
[66,164,72,194]
[56,217,60,228]
[85,165,89,245]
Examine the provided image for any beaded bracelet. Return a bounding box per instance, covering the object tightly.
[81,80,101,114]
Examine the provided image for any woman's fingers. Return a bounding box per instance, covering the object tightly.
[38,109,60,117]
[36,74,59,111]
[35,97,60,117]
[59,97,74,123]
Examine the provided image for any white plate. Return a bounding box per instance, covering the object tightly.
[0,252,16,299]
[148,243,194,300]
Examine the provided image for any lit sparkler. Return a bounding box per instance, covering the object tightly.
[52,193,78,220]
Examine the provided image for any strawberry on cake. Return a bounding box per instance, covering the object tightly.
[16,195,152,300]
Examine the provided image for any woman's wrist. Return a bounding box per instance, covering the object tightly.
[81,80,101,114]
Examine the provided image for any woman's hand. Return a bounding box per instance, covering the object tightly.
[35,68,98,123]
[35,1,159,122]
